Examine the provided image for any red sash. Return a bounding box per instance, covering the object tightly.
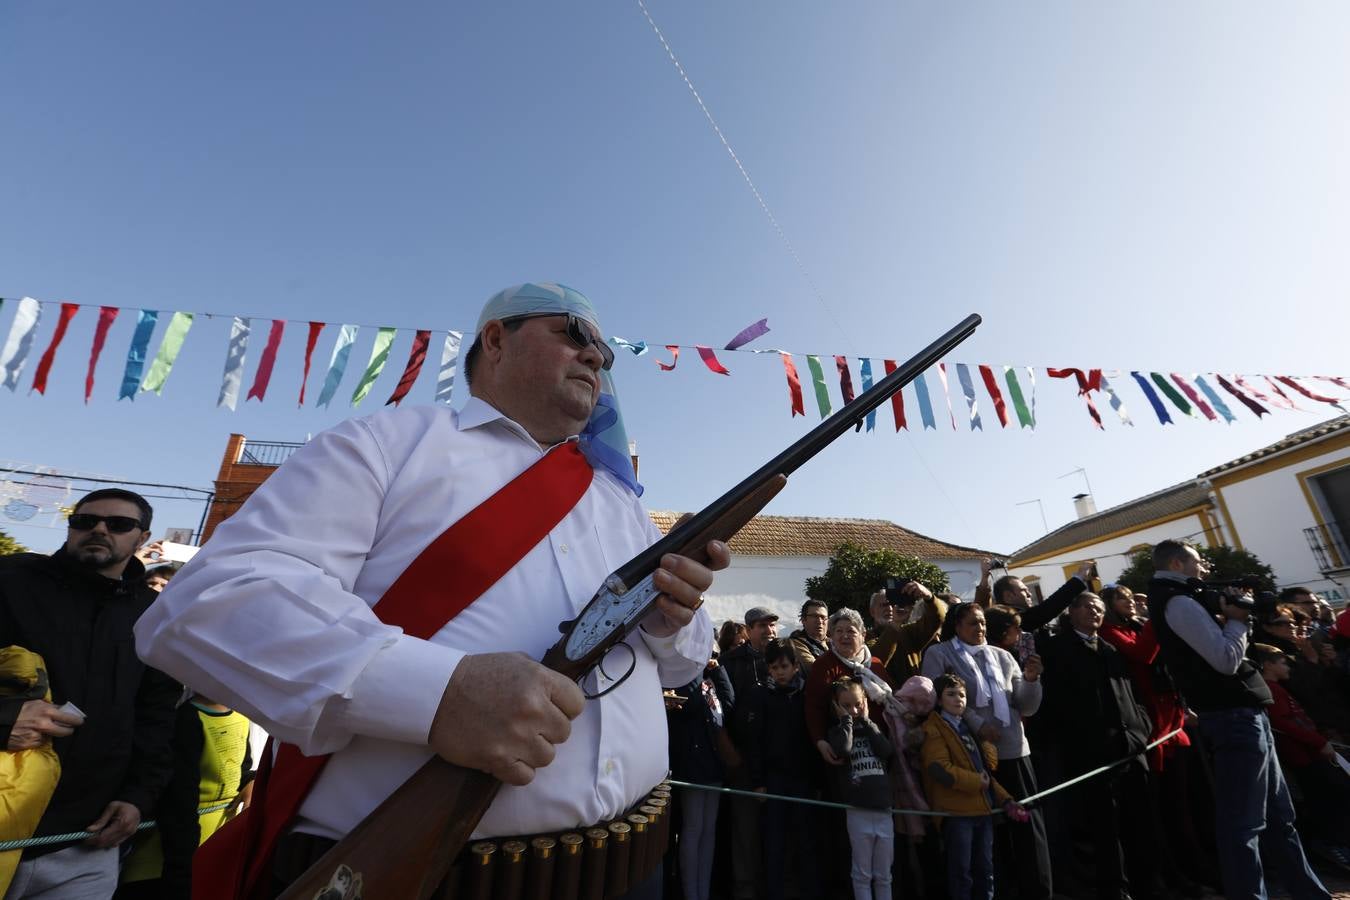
[194,442,594,900]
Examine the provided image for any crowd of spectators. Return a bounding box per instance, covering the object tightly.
[666,557,1350,900]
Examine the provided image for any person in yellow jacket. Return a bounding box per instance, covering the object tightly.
[920,673,1027,900]
[0,647,62,897]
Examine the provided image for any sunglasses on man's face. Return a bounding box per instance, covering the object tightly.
[503,313,614,371]
[67,513,145,534]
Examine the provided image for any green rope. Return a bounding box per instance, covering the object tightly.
[671,727,1186,817]
[0,801,235,853]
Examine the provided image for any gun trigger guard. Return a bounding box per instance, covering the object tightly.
[557,618,575,634]
[583,641,637,700]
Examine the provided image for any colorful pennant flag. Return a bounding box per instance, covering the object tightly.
[435,331,463,405]
[954,363,983,431]
[119,310,159,401]
[656,345,680,371]
[297,321,325,406]
[0,297,42,391]
[610,336,648,356]
[1262,377,1304,411]
[1192,375,1236,424]
[859,358,875,431]
[217,317,252,410]
[779,352,805,417]
[835,356,855,404]
[1275,376,1346,413]
[1234,375,1280,410]
[806,355,832,418]
[386,329,431,406]
[31,302,80,395]
[1170,374,1217,421]
[247,319,287,403]
[85,306,120,403]
[140,311,195,395]
[724,318,770,351]
[351,327,397,407]
[1150,372,1193,418]
[1215,374,1269,418]
[1048,368,1104,429]
[936,364,957,430]
[882,359,906,430]
[978,365,1009,428]
[912,370,936,430]
[1098,374,1133,426]
[316,324,359,408]
[1003,366,1034,428]
[695,346,731,375]
[1130,371,1173,424]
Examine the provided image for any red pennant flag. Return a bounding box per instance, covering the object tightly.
[883,359,906,430]
[835,356,855,404]
[1048,368,1104,429]
[695,345,731,375]
[1170,374,1217,421]
[298,321,325,406]
[978,364,1009,428]
[656,345,680,371]
[246,320,287,402]
[779,352,804,417]
[1263,376,1304,411]
[31,302,80,395]
[1275,376,1342,407]
[385,330,432,406]
[84,306,121,403]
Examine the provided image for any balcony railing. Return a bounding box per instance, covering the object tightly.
[237,440,305,467]
[1304,520,1349,573]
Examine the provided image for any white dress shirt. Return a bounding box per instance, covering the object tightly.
[135,398,710,839]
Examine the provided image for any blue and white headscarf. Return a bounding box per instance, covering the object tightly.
[477,282,642,496]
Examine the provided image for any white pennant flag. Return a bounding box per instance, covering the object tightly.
[217,317,252,410]
[0,297,43,392]
[435,330,463,404]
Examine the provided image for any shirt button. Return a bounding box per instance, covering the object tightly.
[560,544,570,554]
[604,759,616,775]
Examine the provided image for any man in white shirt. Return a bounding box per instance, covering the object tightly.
[136,282,727,899]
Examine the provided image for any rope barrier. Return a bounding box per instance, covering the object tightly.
[0,800,234,853]
[670,726,1187,817]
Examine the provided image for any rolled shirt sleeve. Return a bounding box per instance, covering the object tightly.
[1164,594,1248,675]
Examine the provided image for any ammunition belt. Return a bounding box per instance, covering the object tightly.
[434,781,673,900]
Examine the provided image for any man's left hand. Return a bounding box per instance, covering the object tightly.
[642,541,731,637]
[84,801,140,848]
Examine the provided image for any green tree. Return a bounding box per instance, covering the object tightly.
[0,528,26,555]
[1115,543,1276,593]
[805,540,950,625]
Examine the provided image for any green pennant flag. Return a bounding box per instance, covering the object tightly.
[806,355,832,418]
[140,312,195,394]
[1150,372,1194,417]
[1003,365,1034,428]
[351,327,397,407]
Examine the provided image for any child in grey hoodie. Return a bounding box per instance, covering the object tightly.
[828,677,896,900]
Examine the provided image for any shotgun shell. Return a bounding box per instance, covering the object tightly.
[524,838,556,900]
[464,841,497,900]
[605,822,631,897]
[493,841,526,900]
[554,834,583,900]
[580,828,608,900]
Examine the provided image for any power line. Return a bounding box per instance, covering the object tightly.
[0,467,212,495]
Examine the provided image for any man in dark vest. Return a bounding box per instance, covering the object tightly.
[1148,539,1329,900]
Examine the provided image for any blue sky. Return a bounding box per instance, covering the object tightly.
[2,2,1347,564]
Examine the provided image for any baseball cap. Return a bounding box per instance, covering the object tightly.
[744,607,779,626]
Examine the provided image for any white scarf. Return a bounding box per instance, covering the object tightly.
[949,638,1011,726]
[831,646,908,724]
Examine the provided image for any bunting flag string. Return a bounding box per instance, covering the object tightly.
[1150,372,1194,418]
[31,302,80,395]
[316,324,359,409]
[351,327,397,407]
[954,363,983,431]
[85,306,120,403]
[805,355,831,418]
[835,356,855,404]
[434,331,463,405]
[912,370,936,430]
[724,318,770,350]
[883,360,906,430]
[1215,374,1269,418]
[246,319,287,403]
[1004,366,1034,429]
[1,297,42,391]
[140,312,195,395]
[1193,375,1236,424]
[779,352,805,417]
[978,365,1009,428]
[1171,374,1217,421]
[695,346,731,375]
[216,317,251,410]
[1131,372,1173,425]
[119,310,159,401]
[385,329,431,407]
[656,345,680,371]
[297,322,325,406]
[859,358,875,432]
[935,364,957,430]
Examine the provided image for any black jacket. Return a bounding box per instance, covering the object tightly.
[1036,628,1151,774]
[744,673,814,790]
[667,664,734,786]
[0,549,180,853]
[721,641,768,743]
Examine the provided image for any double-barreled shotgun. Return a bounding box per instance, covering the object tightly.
[279,313,982,900]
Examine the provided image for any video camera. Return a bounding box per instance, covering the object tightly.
[1192,574,1264,616]
[883,577,915,606]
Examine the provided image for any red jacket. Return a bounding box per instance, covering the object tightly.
[1099,619,1189,771]
[1264,678,1329,768]
[804,651,894,745]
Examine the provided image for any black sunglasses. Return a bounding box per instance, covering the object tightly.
[68,513,145,534]
[502,313,614,371]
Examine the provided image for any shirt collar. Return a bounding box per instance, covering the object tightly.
[457,396,577,449]
[1073,629,1098,642]
[1153,570,1189,584]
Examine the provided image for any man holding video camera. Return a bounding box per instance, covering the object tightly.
[1148,539,1329,899]
[867,577,947,686]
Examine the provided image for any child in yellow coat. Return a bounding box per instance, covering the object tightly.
[920,673,1026,900]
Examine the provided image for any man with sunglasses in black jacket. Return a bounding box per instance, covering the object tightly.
[1,488,179,900]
